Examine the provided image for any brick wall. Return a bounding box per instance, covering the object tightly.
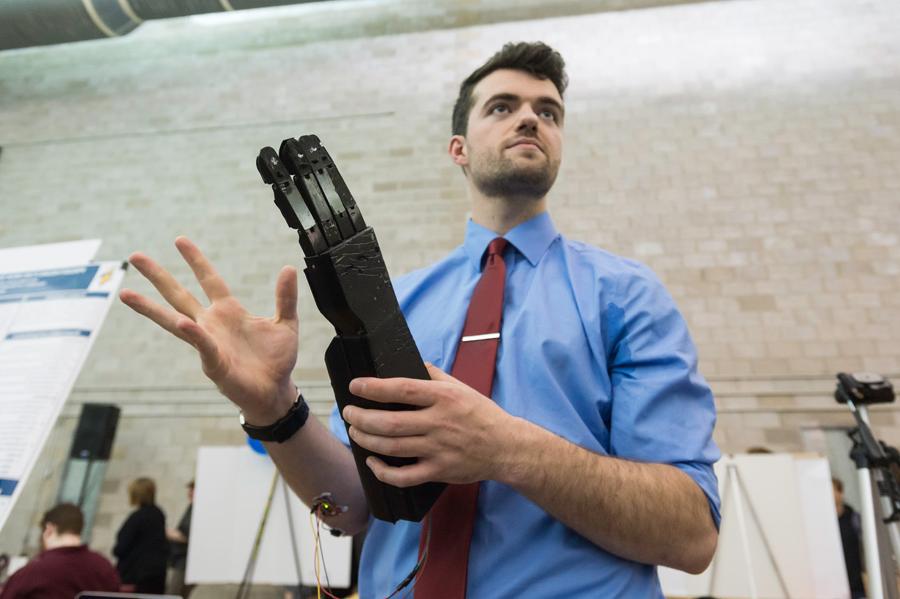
[1,0,899,570]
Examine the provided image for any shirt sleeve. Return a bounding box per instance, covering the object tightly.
[330,403,351,447]
[606,264,721,528]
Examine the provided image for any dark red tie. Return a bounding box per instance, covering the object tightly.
[415,237,509,599]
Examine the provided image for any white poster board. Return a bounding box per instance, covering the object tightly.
[659,454,850,599]
[0,239,101,274]
[188,446,352,588]
[0,240,124,534]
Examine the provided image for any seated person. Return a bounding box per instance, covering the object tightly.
[0,503,120,599]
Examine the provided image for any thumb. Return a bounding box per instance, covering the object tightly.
[424,362,455,382]
[273,265,298,323]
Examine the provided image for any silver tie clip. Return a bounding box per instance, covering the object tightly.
[461,332,500,342]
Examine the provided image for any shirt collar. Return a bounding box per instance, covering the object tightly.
[463,211,560,270]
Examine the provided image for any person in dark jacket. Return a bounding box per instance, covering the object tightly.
[166,480,194,597]
[0,503,119,599]
[113,477,168,593]
[833,476,866,599]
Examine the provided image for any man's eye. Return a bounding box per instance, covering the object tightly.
[491,104,510,114]
[540,110,558,121]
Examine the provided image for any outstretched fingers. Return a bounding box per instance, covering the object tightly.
[175,236,231,303]
[120,288,196,344]
[175,317,223,374]
[128,251,203,319]
[120,289,223,372]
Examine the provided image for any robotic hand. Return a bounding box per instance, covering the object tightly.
[257,135,445,523]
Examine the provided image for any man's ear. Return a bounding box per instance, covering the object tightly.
[42,523,57,540]
[448,135,468,168]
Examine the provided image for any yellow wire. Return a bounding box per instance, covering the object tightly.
[310,512,321,599]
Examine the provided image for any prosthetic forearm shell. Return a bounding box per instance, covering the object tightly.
[258,135,445,522]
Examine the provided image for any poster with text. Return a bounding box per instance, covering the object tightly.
[0,244,124,534]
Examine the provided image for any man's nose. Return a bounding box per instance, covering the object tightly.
[515,107,539,132]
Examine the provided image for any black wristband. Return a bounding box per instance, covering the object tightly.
[240,392,309,443]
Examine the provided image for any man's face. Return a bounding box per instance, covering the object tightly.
[454,68,564,200]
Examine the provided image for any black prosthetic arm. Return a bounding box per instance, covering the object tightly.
[257,135,445,523]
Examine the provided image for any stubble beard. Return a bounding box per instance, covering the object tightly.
[469,149,559,202]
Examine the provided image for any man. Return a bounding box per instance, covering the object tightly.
[120,42,719,596]
[0,503,119,598]
[833,477,866,598]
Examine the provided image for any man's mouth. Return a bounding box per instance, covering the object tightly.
[507,138,543,153]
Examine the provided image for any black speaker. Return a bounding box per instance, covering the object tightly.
[69,404,120,460]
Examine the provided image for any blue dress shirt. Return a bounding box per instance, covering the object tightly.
[330,211,720,597]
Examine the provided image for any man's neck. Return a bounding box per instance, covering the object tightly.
[469,193,547,236]
[45,533,82,550]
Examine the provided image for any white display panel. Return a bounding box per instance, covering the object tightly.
[188,446,352,588]
[659,453,850,599]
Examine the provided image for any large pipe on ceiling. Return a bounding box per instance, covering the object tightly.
[0,0,320,51]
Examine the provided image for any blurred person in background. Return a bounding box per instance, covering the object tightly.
[166,480,194,597]
[113,477,168,593]
[833,477,866,599]
[0,503,119,598]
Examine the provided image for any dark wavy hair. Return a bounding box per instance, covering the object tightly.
[451,42,568,136]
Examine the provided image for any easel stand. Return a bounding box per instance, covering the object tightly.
[235,472,304,599]
[846,401,900,599]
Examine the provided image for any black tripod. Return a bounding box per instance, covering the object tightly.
[836,372,900,599]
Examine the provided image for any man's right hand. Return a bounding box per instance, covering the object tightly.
[119,236,299,424]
